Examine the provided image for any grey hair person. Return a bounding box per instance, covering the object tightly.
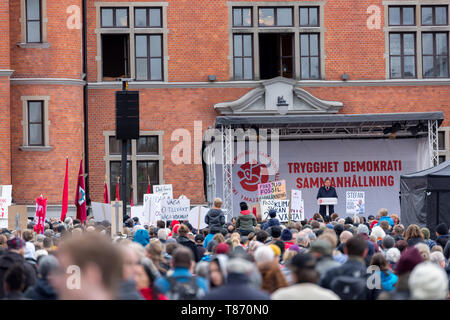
[38,255,60,279]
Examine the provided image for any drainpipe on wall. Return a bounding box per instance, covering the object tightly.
[82,0,89,205]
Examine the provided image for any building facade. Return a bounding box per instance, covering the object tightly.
[1,0,450,217]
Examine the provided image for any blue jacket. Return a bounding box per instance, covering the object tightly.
[379,271,398,292]
[203,233,214,248]
[201,273,270,300]
[155,267,208,296]
[261,218,280,230]
[376,216,394,227]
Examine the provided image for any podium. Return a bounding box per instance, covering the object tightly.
[317,197,338,216]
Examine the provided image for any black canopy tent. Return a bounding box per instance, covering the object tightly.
[400,160,450,239]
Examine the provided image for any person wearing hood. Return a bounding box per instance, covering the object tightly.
[133,229,150,247]
[205,198,225,230]
[236,202,256,236]
[24,255,59,300]
[176,224,200,262]
[208,254,228,289]
[0,236,36,299]
[261,209,280,231]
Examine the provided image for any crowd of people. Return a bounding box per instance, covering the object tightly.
[0,198,449,300]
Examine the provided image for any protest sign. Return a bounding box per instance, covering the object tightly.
[188,206,208,231]
[8,205,28,232]
[0,198,11,229]
[258,180,287,200]
[153,184,173,198]
[131,205,149,225]
[160,198,190,221]
[0,185,12,200]
[110,201,123,236]
[290,189,304,221]
[144,193,164,224]
[260,199,290,222]
[91,202,111,222]
[346,191,365,215]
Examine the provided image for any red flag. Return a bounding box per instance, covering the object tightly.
[75,159,87,223]
[130,188,134,207]
[147,180,151,194]
[116,178,120,201]
[34,195,47,235]
[60,158,69,221]
[104,182,109,204]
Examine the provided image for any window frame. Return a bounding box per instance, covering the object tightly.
[233,33,254,80]
[232,7,253,27]
[421,5,448,26]
[25,0,42,43]
[135,34,164,81]
[389,32,417,79]
[388,6,416,26]
[101,7,129,28]
[258,6,294,27]
[27,101,44,146]
[299,6,319,27]
[421,32,449,78]
[134,7,163,28]
[300,33,320,80]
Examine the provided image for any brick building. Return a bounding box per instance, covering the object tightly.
[1,0,450,218]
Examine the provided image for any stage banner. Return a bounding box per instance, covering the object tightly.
[216,138,422,219]
[346,191,365,215]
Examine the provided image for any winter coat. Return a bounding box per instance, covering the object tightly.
[315,256,341,279]
[379,270,398,292]
[236,210,257,232]
[196,244,206,259]
[201,273,270,300]
[24,278,58,300]
[117,279,144,300]
[0,251,37,299]
[376,216,394,227]
[261,218,280,230]
[436,234,450,250]
[205,209,225,229]
[406,237,425,247]
[177,236,200,262]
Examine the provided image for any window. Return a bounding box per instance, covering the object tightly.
[300,33,320,79]
[422,6,448,26]
[299,7,319,27]
[135,35,163,81]
[259,34,294,79]
[259,7,293,27]
[439,155,446,164]
[106,133,163,205]
[135,7,162,28]
[422,32,449,78]
[233,34,253,80]
[27,101,43,146]
[101,8,129,28]
[439,131,446,150]
[26,0,41,42]
[102,34,130,80]
[389,33,416,78]
[233,7,252,27]
[389,6,415,26]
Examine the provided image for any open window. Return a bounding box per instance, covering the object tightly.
[259,33,294,79]
[102,34,130,81]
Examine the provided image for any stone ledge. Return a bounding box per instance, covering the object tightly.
[19,146,54,152]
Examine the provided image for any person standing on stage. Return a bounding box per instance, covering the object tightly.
[316,178,338,218]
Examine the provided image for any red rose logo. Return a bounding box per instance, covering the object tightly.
[237,162,269,192]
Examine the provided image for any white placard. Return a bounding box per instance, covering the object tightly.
[0,186,12,229]
[346,191,365,215]
[290,189,304,221]
[153,184,173,198]
[160,198,190,221]
[131,205,148,225]
[144,193,164,225]
[188,206,209,231]
[260,199,291,222]
[91,202,111,222]
[1,185,12,200]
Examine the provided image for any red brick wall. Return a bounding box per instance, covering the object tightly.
[10,85,84,204]
[0,78,11,185]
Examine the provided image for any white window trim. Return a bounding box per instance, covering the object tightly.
[439,126,450,162]
[103,130,164,204]
[18,0,49,48]
[95,2,169,82]
[383,1,450,79]
[20,96,52,151]
[227,1,326,80]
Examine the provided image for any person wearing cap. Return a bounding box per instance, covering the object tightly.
[272,252,340,300]
[310,240,340,279]
[0,236,37,299]
[261,209,280,231]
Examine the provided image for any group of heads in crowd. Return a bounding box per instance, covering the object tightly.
[0,198,449,300]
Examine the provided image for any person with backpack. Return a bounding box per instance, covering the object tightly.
[319,235,380,300]
[155,247,208,300]
[205,198,226,230]
[236,202,256,236]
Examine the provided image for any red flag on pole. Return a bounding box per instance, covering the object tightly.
[130,187,134,207]
[34,195,47,235]
[60,157,69,222]
[75,159,87,223]
[104,182,109,204]
[147,176,151,194]
[116,177,120,201]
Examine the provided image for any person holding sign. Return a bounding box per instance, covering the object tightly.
[316,178,338,218]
